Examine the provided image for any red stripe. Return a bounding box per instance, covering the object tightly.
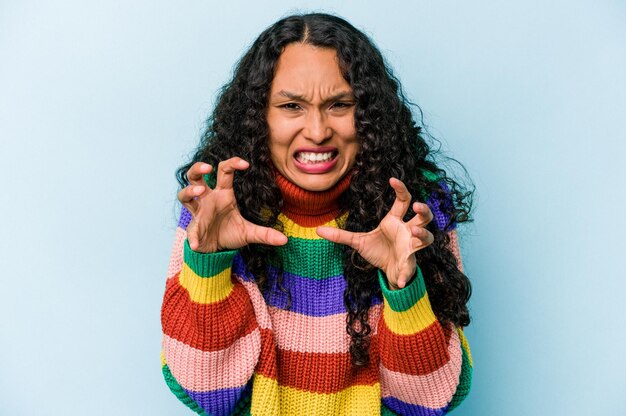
[275,348,379,394]
[161,273,257,351]
[376,318,452,375]
[255,328,278,379]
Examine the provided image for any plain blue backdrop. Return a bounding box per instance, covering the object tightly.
[1,1,625,415]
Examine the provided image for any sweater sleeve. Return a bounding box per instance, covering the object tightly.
[377,177,473,415]
[376,263,472,415]
[160,206,262,415]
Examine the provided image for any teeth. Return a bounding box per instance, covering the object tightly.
[296,152,334,164]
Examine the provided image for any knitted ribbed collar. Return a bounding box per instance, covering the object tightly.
[273,166,353,227]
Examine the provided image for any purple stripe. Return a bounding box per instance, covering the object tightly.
[382,397,448,416]
[232,254,254,282]
[178,206,193,230]
[426,181,456,231]
[185,385,247,416]
[264,265,382,316]
[232,253,382,315]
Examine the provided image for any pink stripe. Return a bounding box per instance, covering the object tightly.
[269,307,348,353]
[448,230,464,273]
[268,304,383,353]
[167,227,187,280]
[238,278,273,330]
[162,330,260,392]
[269,304,383,354]
[380,325,462,407]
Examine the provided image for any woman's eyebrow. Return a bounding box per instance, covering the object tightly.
[274,90,354,103]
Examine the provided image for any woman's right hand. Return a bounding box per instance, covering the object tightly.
[178,157,288,253]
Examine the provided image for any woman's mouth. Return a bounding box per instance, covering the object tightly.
[295,151,337,164]
[293,150,339,173]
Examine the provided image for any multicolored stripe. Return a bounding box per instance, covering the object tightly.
[161,171,472,415]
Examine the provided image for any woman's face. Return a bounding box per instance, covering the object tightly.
[266,43,359,192]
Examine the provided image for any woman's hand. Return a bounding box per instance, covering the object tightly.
[316,177,434,290]
[178,157,288,253]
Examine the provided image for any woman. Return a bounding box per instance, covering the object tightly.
[161,13,473,416]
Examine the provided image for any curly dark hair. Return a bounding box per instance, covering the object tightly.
[176,12,474,367]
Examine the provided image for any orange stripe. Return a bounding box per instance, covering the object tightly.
[274,348,379,394]
[379,326,462,408]
[376,317,452,375]
[161,274,257,351]
[255,328,278,380]
[281,209,342,227]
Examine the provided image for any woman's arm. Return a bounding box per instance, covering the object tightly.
[160,157,287,415]
[377,246,472,414]
[160,206,262,415]
[377,178,473,414]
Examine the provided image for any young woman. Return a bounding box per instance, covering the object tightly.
[161,13,474,416]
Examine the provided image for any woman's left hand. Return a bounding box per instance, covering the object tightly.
[316,177,434,290]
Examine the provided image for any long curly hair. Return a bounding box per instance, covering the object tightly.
[177,12,474,367]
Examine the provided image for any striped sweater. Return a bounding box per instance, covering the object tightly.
[160,170,473,415]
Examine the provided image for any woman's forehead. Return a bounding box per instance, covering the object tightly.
[270,43,350,96]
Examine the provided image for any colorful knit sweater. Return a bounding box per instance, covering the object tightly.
[160,170,473,415]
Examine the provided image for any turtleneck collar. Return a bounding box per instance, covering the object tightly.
[273,166,353,227]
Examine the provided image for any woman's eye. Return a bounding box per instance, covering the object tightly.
[331,102,353,109]
[281,103,301,110]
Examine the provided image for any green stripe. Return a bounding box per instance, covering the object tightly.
[378,266,426,312]
[232,390,252,416]
[203,171,217,189]
[421,169,440,183]
[419,169,443,200]
[447,339,473,412]
[162,363,208,415]
[269,237,344,279]
[381,403,400,415]
[184,239,237,277]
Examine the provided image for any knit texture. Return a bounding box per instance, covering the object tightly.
[161,170,472,415]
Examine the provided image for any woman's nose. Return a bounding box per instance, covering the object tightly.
[303,109,332,143]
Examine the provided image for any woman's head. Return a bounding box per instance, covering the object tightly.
[184,13,413,188]
[178,12,473,367]
[267,42,359,191]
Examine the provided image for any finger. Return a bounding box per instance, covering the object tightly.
[408,202,434,227]
[410,226,435,249]
[216,157,250,189]
[186,162,213,186]
[177,185,208,204]
[245,224,288,247]
[187,222,200,251]
[397,261,417,289]
[316,226,360,249]
[388,177,412,218]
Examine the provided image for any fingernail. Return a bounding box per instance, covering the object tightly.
[194,186,204,193]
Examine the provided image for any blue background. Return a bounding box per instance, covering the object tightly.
[1,1,625,415]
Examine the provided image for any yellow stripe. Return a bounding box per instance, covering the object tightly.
[458,327,473,366]
[178,263,233,304]
[160,350,166,367]
[251,374,380,416]
[250,374,279,415]
[278,212,349,239]
[383,292,438,335]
